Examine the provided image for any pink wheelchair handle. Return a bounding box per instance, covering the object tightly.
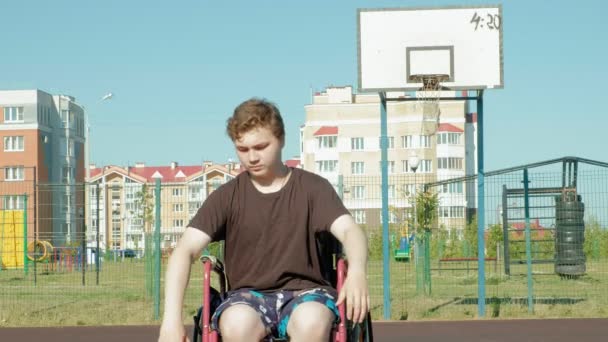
[202,260,212,342]
[336,258,348,342]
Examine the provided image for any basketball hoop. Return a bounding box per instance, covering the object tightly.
[409,74,449,136]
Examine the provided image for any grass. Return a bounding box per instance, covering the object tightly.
[1,257,607,327]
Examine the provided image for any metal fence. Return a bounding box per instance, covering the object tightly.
[343,158,608,320]
[1,159,607,326]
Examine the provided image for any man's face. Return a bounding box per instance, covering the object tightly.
[234,126,283,179]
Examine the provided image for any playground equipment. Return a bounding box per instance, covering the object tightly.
[501,158,587,277]
[0,209,25,270]
[394,225,413,262]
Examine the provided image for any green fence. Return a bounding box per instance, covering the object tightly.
[1,160,608,327]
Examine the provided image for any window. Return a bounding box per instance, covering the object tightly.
[351,186,365,199]
[420,160,432,173]
[439,206,465,218]
[4,167,24,181]
[353,210,366,224]
[437,157,463,170]
[351,137,364,150]
[439,182,463,194]
[173,219,184,227]
[380,212,398,224]
[437,132,462,145]
[388,185,395,198]
[402,160,411,173]
[317,135,337,149]
[67,140,74,157]
[172,188,183,196]
[351,162,364,175]
[4,107,24,122]
[420,135,432,148]
[173,204,184,212]
[2,195,24,210]
[401,135,413,148]
[61,110,70,127]
[316,160,338,173]
[3,136,24,151]
[62,167,74,183]
[379,161,395,174]
[378,136,394,149]
[62,193,72,213]
[402,184,416,196]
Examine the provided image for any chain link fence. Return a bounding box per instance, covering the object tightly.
[1,159,607,326]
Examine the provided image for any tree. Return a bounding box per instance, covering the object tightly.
[414,190,438,234]
[135,183,154,233]
[486,223,503,258]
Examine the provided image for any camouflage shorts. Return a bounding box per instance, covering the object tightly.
[210,287,339,340]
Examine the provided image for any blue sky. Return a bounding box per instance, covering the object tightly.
[1,0,606,170]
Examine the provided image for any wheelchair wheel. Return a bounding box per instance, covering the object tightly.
[347,315,373,342]
[192,306,203,342]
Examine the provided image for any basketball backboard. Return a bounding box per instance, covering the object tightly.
[358,5,503,92]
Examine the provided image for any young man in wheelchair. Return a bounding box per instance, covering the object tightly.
[159,98,369,342]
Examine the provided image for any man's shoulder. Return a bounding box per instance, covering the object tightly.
[208,172,246,197]
[292,168,332,188]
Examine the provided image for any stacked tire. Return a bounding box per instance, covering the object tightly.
[555,195,586,277]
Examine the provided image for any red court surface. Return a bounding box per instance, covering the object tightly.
[0,319,606,341]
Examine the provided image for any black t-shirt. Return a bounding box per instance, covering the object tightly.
[188,167,349,292]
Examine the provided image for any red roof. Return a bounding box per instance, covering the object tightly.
[438,123,464,133]
[285,159,301,168]
[88,164,239,183]
[128,166,204,183]
[313,126,338,136]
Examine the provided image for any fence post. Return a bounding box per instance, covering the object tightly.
[23,194,28,276]
[154,178,162,320]
[523,169,534,314]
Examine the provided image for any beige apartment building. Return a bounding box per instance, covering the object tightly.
[86,161,241,252]
[301,86,477,235]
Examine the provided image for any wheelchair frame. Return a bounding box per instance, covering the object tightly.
[192,234,373,342]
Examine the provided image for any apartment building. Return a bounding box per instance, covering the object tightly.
[300,86,477,234]
[0,90,85,245]
[86,161,241,251]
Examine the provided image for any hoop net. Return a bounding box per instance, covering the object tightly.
[409,74,449,136]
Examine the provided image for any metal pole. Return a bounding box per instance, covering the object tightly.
[476,90,486,317]
[379,92,391,319]
[81,183,86,286]
[154,178,162,320]
[502,185,510,276]
[33,167,37,285]
[96,182,100,285]
[523,169,534,313]
[23,195,28,276]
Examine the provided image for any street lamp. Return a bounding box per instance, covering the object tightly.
[408,154,420,226]
[408,154,422,293]
[85,93,113,250]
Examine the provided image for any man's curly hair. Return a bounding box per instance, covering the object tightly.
[226,98,285,142]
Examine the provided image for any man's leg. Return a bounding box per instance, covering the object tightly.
[286,301,335,342]
[219,304,267,342]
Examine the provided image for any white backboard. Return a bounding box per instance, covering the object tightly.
[358,5,503,92]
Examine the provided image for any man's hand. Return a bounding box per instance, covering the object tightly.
[336,267,370,323]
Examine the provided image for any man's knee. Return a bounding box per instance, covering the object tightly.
[287,302,334,340]
[219,305,266,341]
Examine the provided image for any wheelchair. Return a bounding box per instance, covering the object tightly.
[192,232,373,342]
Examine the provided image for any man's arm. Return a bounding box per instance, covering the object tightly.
[330,214,369,324]
[159,227,211,342]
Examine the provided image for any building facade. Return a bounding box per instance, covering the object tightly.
[86,161,241,252]
[0,90,85,245]
[300,86,477,235]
